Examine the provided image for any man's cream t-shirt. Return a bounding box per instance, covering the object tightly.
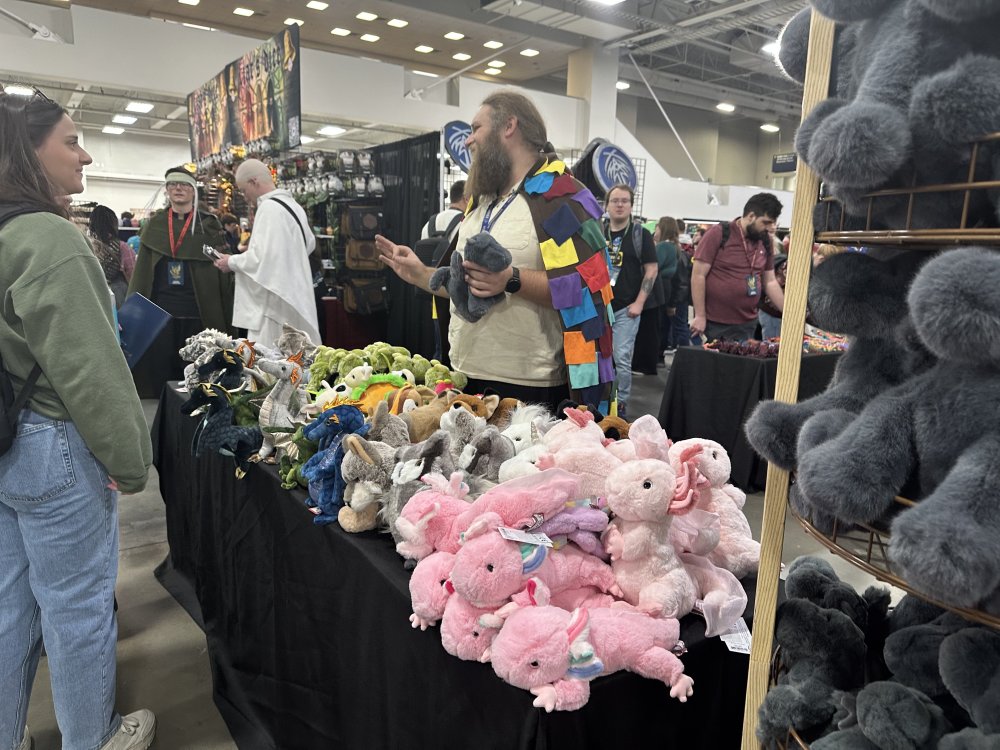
[447,194,565,387]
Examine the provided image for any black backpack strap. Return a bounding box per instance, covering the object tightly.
[442,212,463,241]
[720,221,730,244]
[269,197,309,248]
[10,364,42,416]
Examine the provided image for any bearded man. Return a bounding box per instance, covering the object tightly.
[690,192,785,342]
[376,90,616,414]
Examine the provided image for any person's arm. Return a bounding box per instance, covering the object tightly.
[763,269,784,312]
[690,260,711,336]
[463,262,552,307]
[628,262,659,318]
[375,234,449,298]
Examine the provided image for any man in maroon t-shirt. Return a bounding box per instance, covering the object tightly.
[690,193,784,342]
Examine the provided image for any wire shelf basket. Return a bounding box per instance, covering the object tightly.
[815,131,1000,246]
[788,501,1000,630]
[765,647,813,750]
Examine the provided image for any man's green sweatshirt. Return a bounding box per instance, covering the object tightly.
[0,211,151,492]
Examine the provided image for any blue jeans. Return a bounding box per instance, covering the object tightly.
[664,304,694,349]
[758,309,782,340]
[0,410,122,750]
[611,311,642,417]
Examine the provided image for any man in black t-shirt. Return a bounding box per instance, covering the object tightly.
[605,184,658,419]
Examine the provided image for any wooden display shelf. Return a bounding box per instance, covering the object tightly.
[789,502,1000,631]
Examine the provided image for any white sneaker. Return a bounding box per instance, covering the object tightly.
[16,726,31,750]
[99,710,156,750]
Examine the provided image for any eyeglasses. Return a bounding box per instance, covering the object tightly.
[608,198,631,206]
[0,83,54,103]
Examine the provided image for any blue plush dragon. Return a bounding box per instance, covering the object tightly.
[300,404,369,524]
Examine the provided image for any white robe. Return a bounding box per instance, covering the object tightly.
[228,189,322,347]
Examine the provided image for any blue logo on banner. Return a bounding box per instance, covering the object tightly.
[444,121,472,173]
[593,143,637,193]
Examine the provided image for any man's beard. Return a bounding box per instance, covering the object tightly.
[466,128,513,199]
[745,223,763,242]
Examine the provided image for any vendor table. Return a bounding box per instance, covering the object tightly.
[152,385,757,750]
[657,347,841,492]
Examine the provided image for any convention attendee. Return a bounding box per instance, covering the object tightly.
[126,166,234,397]
[654,216,680,355]
[603,184,657,417]
[220,212,241,254]
[757,253,788,340]
[376,90,614,413]
[420,179,466,240]
[690,193,784,342]
[87,204,133,308]
[0,85,155,750]
[120,210,134,227]
[213,158,321,346]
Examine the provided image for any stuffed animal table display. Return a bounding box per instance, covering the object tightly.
[429,232,513,323]
[489,606,694,712]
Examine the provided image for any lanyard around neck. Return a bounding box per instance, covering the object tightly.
[168,210,194,258]
[481,189,519,234]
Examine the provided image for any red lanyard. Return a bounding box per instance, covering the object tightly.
[737,225,758,271]
[168,211,194,258]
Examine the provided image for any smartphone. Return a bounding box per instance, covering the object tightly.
[202,244,223,260]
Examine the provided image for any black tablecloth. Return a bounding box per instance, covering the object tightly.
[658,347,841,492]
[153,385,756,750]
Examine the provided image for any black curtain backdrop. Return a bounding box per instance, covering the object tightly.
[373,132,440,356]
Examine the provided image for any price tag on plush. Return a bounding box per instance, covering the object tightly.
[720,618,752,654]
[498,527,554,547]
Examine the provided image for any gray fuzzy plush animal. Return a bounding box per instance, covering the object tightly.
[458,425,516,482]
[744,251,930,474]
[794,247,1000,613]
[338,435,398,533]
[756,597,868,749]
[383,431,456,552]
[428,231,512,323]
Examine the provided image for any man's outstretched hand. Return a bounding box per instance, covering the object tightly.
[376,234,430,289]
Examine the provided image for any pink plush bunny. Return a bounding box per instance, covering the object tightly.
[408,550,457,630]
[602,447,702,619]
[668,438,760,579]
[450,512,622,609]
[489,605,694,711]
[394,472,473,561]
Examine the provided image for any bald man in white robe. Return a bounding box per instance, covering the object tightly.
[213,159,322,346]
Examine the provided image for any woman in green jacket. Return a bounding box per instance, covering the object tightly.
[0,86,155,750]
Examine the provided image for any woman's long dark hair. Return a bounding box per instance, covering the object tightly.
[0,89,69,217]
[89,205,119,245]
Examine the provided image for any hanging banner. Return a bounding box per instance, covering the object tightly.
[443,120,472,173]
[187,25,301,161]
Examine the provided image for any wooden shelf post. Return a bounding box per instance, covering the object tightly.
[740,10,836,749]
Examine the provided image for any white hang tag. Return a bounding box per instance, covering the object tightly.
[498,526,553,547]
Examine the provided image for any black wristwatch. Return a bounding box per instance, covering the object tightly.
[505,266,522,294]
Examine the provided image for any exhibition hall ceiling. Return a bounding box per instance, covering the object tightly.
[5,0,808,148]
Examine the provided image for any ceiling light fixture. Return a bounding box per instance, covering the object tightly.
[520,48,539,57]
[761,41,780,57]
[760,123,780,133]
[285,18,304,26]
[589,0,627,5]
[182,22,215,30]
[126,101,154,113]
[356,11,378,21]
[615,81,630,90]
[113,114,138,125]
[318,125,346,136]
[330,27,350,35]
[487,60,505,67]
[415,45,434,53]
[484,68,501,75]
[444,31,464,40]
[716,102,736,113]
[387,18,408,28]
[102,126,125,135]
[300,135,316,144]
[453,52,471,61]
[360,33,379,42]
[483,40,503,49]
[412,70,439,78]
[306,1,328,9]
[1,84,34,97]
[178,0,200,5]
[233,7,254,17]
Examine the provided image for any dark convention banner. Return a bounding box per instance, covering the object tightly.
[188,25,302,160]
